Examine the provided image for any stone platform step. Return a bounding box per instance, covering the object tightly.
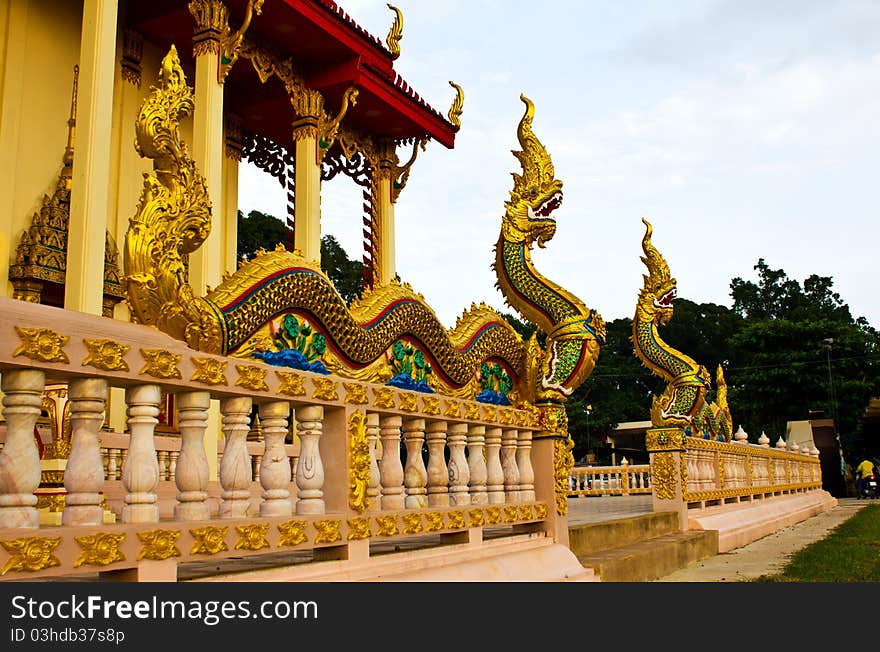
[187,532,597,582]
[568,512,718,582]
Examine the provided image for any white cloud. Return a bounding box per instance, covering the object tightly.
[237,1,880,330]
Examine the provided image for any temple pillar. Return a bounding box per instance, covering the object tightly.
[65,0,118,315]
[292,108,322,262]
[223,113,243,273]
[110,28,144,278]
[374,173,395,285]
[188,0,227,295]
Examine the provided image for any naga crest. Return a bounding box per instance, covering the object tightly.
[637,218,677,325]
[502,95,563,249]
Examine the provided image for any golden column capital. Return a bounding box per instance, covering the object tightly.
[121,29,144,88]
[188,0,229,57]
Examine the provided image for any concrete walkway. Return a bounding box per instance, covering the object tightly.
[651,497,869,582]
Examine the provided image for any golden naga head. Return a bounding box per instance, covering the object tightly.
[637,218,677,324]
[502,95,564,248]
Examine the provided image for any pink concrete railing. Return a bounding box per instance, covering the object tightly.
[0,297,553,581]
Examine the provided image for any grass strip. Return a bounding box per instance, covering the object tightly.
[755,504,880,582]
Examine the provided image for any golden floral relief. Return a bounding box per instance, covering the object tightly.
[191,357,228,385]
[276,371,306,397]
[0,536,63,575]
[235,364,269,392]
[278,520,308,547]
[190,526,229,555]
[140,349,182,379]
[82,339,130,372]
[74,533,126,568]
[13,326,69,364]
[234,524,270,551]
[136,529,181,561]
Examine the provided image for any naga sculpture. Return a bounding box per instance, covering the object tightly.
[633,218,733,440]
[125,46,526,399]
[493,95,605,404]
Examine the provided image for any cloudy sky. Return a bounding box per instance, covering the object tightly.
[239,0,880,331]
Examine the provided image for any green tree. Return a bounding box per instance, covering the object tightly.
[320,234,365,303]
[236,209,364,303]
[568,318,658,462]
[727,260,880,459]
[237,210,291,260]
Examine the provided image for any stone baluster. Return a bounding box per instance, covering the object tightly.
[295,405,325,514]
[447,423,470,506]
[63,378,108,526]
[252,454,262,483]
[516,429,535,502]
[365,413,381,510]
[684,451,696,493]
[174,391,211,521]
[703,451,716,491]
[467,424,488,504]
[122,384,161,523]
[104,448,117,480]
[169,451,178,481]
[485,427,505,504]
[501,428,520,502]
[157,450,169,481]
[0,370,45,528]
[402,418,428,509]
[259,401,293,517]
[378,415,404,510]
[219,397,253,518]
[425,420,449,507]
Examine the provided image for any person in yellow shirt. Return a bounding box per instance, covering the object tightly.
[856,458,876,498]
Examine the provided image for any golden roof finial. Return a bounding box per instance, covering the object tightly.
[61,65,79,186]
[386,4,403,60]
[447,81,464,129]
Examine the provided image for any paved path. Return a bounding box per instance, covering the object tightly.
[651,497,869,582]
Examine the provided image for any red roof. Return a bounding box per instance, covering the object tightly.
[126,0,458,149]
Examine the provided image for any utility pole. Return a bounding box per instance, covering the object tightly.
[822,338,837,425]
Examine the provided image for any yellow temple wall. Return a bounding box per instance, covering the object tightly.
[0,0,83,299]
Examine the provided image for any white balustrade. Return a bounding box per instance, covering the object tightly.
[122,384,161,523]
[259,400,293,517]
[174,391,211,521]
[62,378,108,526]
[467,424,488,505]
[365,413,381,510]
[403,418,428,509]
[378,414,404,510]
[447,422,470,506]
[485,427,505,504]
[425,420,449,507]
[295,405,325,515]
[501,428,520,502]
[219,396,253,518]
[517,429,535,502]
[0,370,45,528]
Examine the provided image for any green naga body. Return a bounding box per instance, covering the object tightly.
[632,218,733,440]
[493,95,605,404]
